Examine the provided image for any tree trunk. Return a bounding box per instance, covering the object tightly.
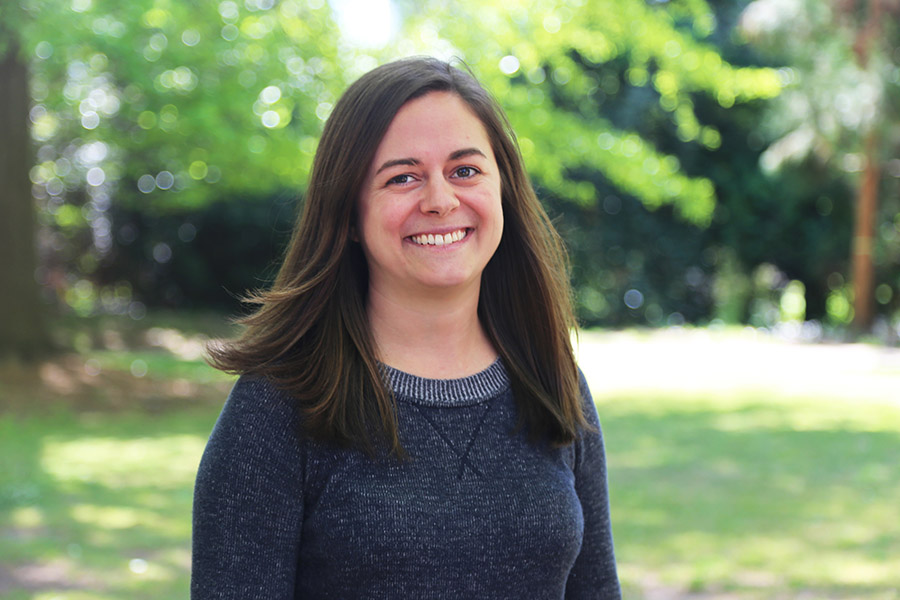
[850,130,880,332]
[848,0,883,333]
[0,39,50,360]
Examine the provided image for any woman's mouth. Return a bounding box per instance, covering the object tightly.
[408,228,469,246]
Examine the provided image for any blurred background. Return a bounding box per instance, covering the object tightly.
[1,0,899,598]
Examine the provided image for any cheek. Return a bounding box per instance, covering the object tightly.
[359,202,408,248]
[481,187,504,234]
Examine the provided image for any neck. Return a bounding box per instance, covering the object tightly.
[366,283,497,379]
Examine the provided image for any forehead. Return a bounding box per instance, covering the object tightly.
[373,92,494,157]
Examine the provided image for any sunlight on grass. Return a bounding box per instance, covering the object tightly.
[599,385,900,597]
[0,409,215,599]
[10,505,45,528]
[32,594,118,600]
[87,349,232,384]
[69,504,163,530]
[42,435,206,488]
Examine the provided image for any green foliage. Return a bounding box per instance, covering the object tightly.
[1,0,351,319]
[97,193,297,309]
[8,0,896,331]
[740,0,900,324]
[16,0,346,209]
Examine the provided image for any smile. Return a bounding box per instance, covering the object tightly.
[409,228,469,246]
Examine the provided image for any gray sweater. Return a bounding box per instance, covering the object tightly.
[191,359,621,599]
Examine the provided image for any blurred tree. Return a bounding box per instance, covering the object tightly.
[1,23,50,359]
[0,0,348,346]
[13,0,888,336]
[739,0,900,332]
[839,0,898,331]
[673,0,856,327]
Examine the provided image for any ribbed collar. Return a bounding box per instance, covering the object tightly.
[382,358,511,407]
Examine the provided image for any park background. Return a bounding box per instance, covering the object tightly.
[1,0,899,597]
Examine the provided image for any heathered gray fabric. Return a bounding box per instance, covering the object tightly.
[191,359,621,599]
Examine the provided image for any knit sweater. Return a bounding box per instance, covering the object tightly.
[191,359,621,599]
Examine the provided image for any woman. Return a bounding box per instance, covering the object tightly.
[192,56,621,599]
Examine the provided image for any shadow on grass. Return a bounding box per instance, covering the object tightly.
[0,406,223,599]
[0,311,238,598]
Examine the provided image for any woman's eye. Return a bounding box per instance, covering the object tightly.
[454,166,479,178]
[387,174,413,185]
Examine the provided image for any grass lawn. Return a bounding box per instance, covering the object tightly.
[1,321,898,598]
[579,328,900,599]
[602,391,900,599]
[0,406,221,599]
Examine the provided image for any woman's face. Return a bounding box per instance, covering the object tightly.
[356,91,503,301]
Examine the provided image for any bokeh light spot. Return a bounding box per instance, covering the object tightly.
[182,29,201,46]
[315,102,333,121]
[130,359,148,378]
[178,223,197,242]
[261,110,280,128]
[260,85,282,104]
[221,24,239,41]
[624,289,644,310]
[189,161,208,180]
[155,171,175,190]
[137,174,156,193]
[35,41,53,59]
[86,167,105,187]
[129,558,148,574]
[152,243,172,264]
[543,15,561,34]
[137,111,156,129]
[81,112,100,130]
[499,55,520,76]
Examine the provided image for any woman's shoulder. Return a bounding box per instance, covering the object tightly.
[575,366,599,419]
[228,372,289,400]
[211,373,304,443]
[227,372,297,409]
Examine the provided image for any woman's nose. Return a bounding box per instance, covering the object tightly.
[419,177,459,216]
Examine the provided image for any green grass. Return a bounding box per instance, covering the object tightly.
[601,391,900,599]
[0,407,222,600]
[85,349,234,384]
[0,312,233,599]
[2,320,899,599]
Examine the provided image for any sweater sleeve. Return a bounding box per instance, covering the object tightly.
[565,371,622,599]
[191,376,305,599]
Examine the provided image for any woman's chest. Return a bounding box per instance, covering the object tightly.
[297,399,584,592]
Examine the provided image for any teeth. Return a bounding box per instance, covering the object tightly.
[411,229,468,246]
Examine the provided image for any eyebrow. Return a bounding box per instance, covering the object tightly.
[449,147,487,161]
[374,157,420,175]
[374,147,487,176]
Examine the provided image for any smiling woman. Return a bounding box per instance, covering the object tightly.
[357,91,504,374]
[194,57,621,599]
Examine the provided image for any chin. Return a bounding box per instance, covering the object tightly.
[416,271,478,290]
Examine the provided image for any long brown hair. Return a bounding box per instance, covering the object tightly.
[208,57,587,456]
